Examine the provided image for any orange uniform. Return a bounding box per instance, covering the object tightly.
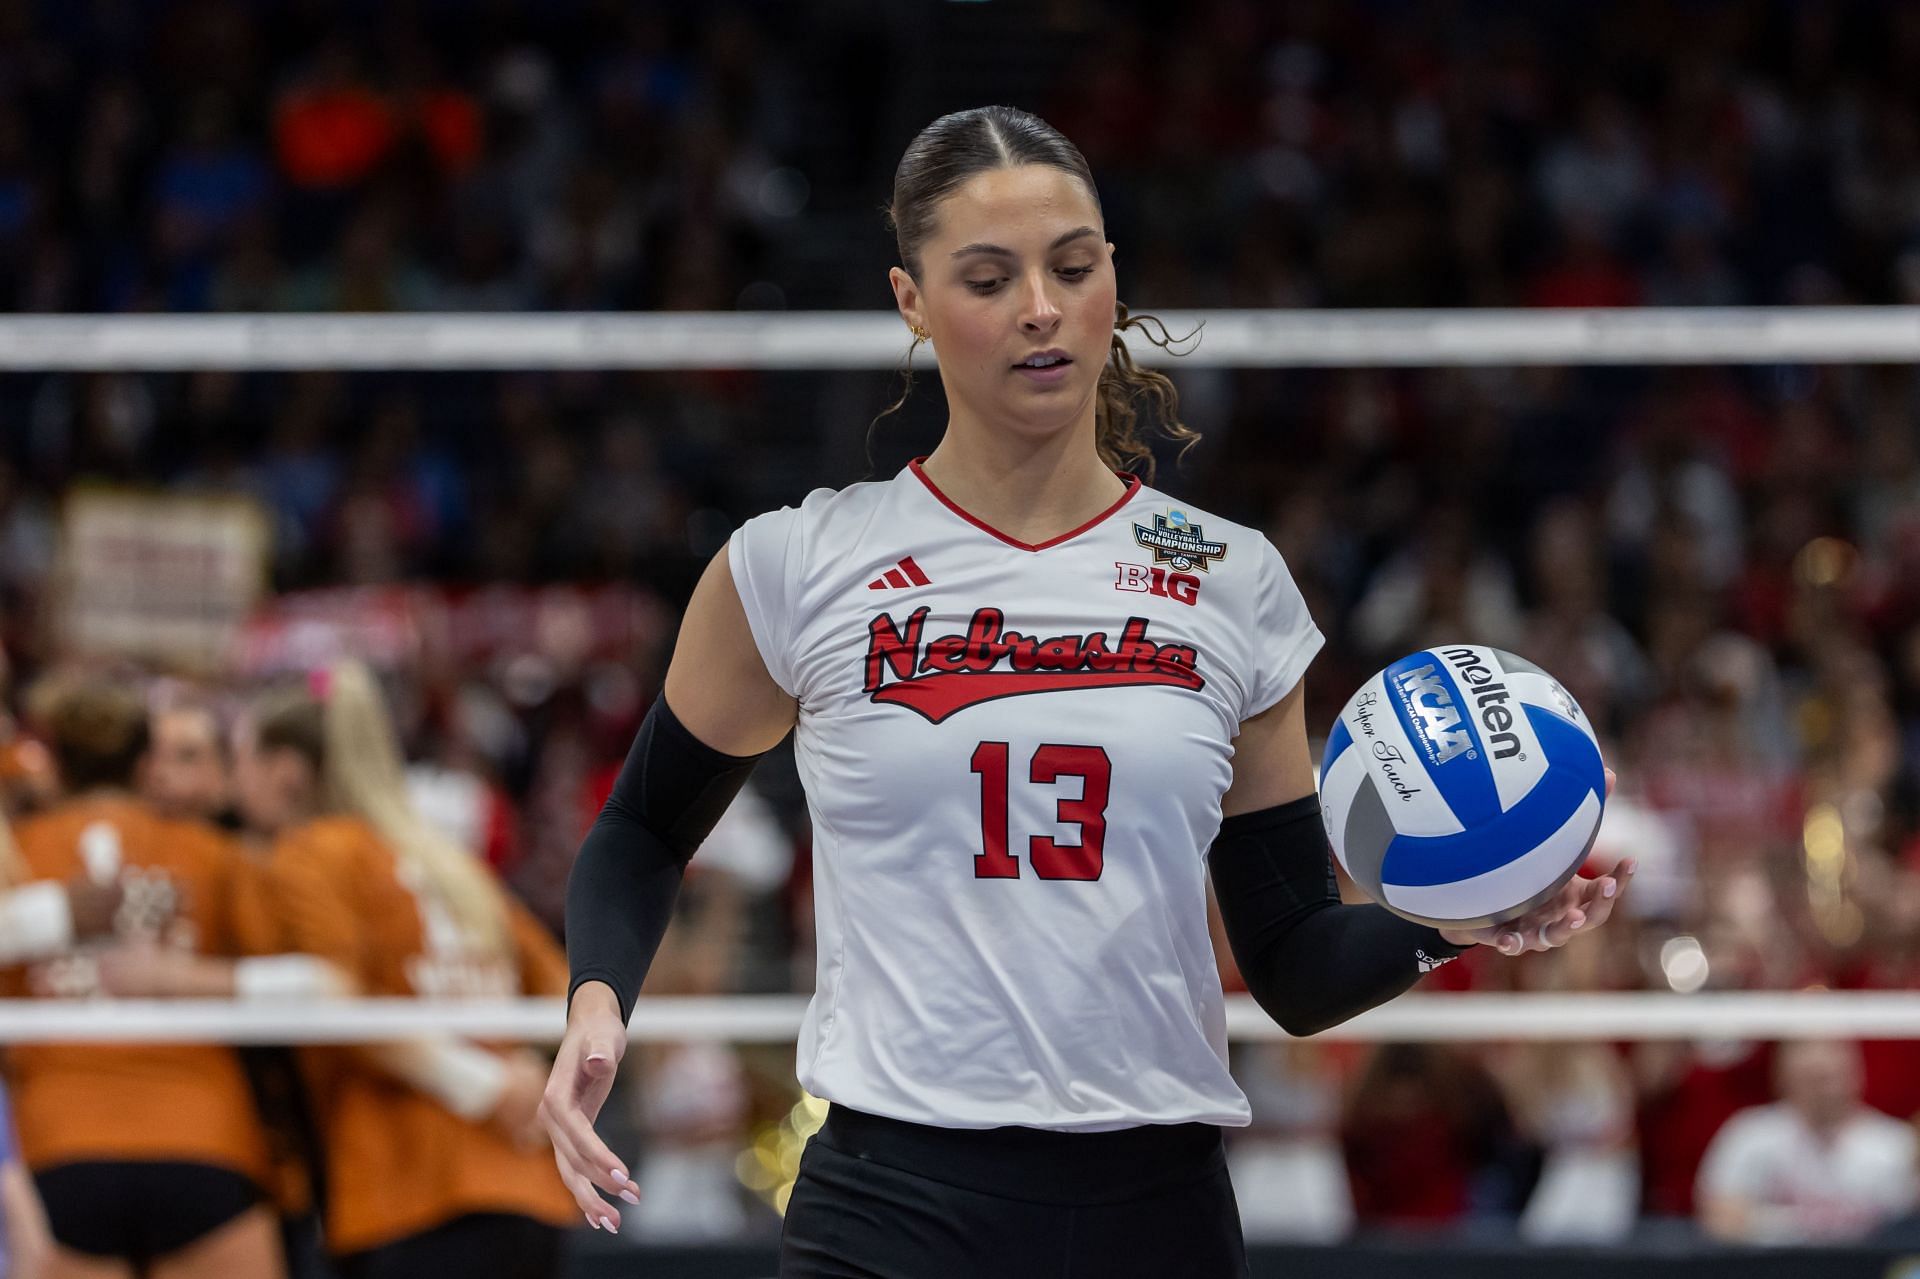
[3,795,275,1183]
[268,814,574,1255]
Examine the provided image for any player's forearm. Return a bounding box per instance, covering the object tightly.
[565,815,682,1025]
[1210,795,1461,1037]
[114,953,354,999]
[1233,900,1459,1036]
[362,1038,510,1121]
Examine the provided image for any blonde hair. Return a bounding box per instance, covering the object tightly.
[260,662,511,957]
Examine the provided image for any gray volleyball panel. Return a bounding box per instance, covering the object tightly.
[1492,649,1550,678]
[1341,773,1399,896]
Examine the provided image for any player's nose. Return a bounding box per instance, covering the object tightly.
[1017,270,1062,332]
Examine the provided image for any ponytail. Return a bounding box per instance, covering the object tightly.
[314,662,511,957]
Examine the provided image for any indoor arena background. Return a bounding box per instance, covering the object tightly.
[3,2,1920,1277]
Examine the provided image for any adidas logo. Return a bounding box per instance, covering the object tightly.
[867,556,931,591]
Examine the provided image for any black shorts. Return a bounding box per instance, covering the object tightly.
[35,1161,263,1264]
[780,1106,1250,1279]
[335,1212,564,1279]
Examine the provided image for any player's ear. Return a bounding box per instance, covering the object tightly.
[889,266,925,334]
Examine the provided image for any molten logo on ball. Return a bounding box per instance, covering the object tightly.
[1440,646,1524,760]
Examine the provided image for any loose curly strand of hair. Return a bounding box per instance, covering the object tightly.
[1096,302,1203,483]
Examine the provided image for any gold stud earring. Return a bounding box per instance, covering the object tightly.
[909,324,929,341]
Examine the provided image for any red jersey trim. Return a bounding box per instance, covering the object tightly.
[907,457,1141,553]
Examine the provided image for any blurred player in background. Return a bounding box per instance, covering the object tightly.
[236,663,576,1279]
[0,816,54,1279]
[3,679,285,1279]
[119,690,331,1279]
[140,695,234,829]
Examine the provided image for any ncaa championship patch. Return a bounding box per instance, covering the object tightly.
[1132,509,1227,573]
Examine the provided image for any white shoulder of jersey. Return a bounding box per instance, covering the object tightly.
[727,480,894,697]
[1130,481,1325,720]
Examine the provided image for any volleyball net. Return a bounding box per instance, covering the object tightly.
[6,303,1913,1052]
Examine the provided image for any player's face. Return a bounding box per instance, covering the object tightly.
[142,708,229,821]
[891,165,1116,441]
[230,719,313,837]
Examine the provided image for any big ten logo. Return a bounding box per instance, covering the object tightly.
[1114,562,1200,607]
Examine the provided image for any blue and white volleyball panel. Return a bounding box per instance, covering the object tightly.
[1318,645,1606,929]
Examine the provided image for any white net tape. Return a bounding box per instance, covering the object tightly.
[8,307,1920,369]
[0,993,1909,1043]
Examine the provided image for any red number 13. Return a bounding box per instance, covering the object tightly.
[968,742,1111,881]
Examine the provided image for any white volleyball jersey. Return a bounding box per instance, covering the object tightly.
[728,459,1323,1131]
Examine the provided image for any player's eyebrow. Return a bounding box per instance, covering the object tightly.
[950,226,1100,260]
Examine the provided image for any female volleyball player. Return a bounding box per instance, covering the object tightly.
[236,664,576,1279]
[548,106,1634,1276]
[5,679,286,1279]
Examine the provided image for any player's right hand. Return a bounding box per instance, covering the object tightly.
[540,980,636,1232]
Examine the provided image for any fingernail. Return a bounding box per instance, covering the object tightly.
[610,1168,628,1186]
[620,1188,641,1204]
[1501,934,1521,954]
[586,1054,609,1065]
[605,1216,620,1235]
[1603,880,1616,898]
[1570,912,1586,929]
[586,1213,600,1230]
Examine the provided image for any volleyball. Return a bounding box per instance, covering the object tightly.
[1318,645,1607,930]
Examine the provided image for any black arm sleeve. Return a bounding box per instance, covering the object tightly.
[1209,793,1465,1037]
[565,695,764,1023]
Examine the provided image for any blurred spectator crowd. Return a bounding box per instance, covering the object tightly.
[0,0,1918,1253]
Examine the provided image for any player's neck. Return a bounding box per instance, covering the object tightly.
[918,420,1127,546]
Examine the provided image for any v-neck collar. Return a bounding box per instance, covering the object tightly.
[907,457,1141,553]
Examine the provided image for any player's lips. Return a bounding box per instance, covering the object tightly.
[1013,348,1073,383]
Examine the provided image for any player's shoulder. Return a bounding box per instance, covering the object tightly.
[11,803,72,849]
[15,796,139,863]
[273,814,382,871]
[1713,1101,1794,1146]
[1126,481,1284,584]
[1129,483,1268,548]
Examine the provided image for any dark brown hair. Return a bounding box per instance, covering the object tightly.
[34,678,150,792]
[878,105,1199,480]
[251,690,325,773]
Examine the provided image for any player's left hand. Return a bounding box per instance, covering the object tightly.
[1437,768,1634,956]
